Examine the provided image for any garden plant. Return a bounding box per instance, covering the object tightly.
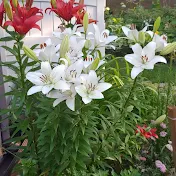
[0,0,176,175]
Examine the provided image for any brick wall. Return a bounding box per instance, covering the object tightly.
[107,0,176,13]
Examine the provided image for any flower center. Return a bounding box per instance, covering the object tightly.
[87,83,96,93]
[102,32,108,38]
[84,56,94,62]
[40,43,47,49]
[40,75,52,84]
[69,70,77,79]
[141,55,148,64]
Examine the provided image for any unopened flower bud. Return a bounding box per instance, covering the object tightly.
[23,46,38,61]
[51,0,57,8]
[4,0,13,20]
[83,12,89,33]
[60,35,69,58]
[138,31,145,44]
[153,17,161,33]
[154,115,166,125]
[160,42,176,55]
[90,58,100,70]
[12,0,18,8]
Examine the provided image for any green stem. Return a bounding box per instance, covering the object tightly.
[16,41,25,89]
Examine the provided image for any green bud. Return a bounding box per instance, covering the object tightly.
[12,0,18,8]
[160,42,176,55]
[154,115,166,125]
[90,58,100,70]
[84,39,91,49]
[138,31,145,44]
[60,35,69,58]
[51,0,57,8]
[153,17,161,32]
[83,12,89,33]
[4,0,13,21]
[23,46,38,61]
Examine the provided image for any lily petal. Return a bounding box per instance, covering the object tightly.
[125,54,142,67]
[27,86,43,95]
[54,80,70,91]
[75,85,87,98]
[53,97,67,107]
[82,97,92,104]
[41,61,52,76]
[96,83,112,92]
[66,98,75,111]
[89,90,104,99]
[131,43,142,56]
[26,72,44,86]
[131,66,144,79]
[122,26,131,37]
[143,42,156,61]
[42,85,54,94]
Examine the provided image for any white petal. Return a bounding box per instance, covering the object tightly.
[42,85,54,94]
[96,83,112,92]
[147,31,154,38]
[54,80,70,90]
[50,65,66,83]
[88,70,98,86]
[131,43,142,56]
[26,72,44,86]
[47,90,63,99]
[125,54,142,67]
[105,36,117,45]
[146,56,167,69]
[122,26,131,37]
[131,67,144,79]
[141,26,148,32]
[143,42,156,61]
[66,98,75,111]
[75,85,87,98]
[38,52,48,62]
[27,86,43,95]
[41,62,52,76]
[82,97,92,104]
[128,29,139,41]
[89,90,104,99]
[45,38,52,46]
[53,97,66,107]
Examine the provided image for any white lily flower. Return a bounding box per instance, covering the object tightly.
[83,55,105,73]
[75,70,112,104]
[26,62,70,95]
[122,26,148,42]
[64,59,84,84]
[66,36,86,63]
[53,25,82,40]
[125,42,167,79]
[147,32,168,52]
[92,24,117,50]
[35,39,60,63]
[47,85,76,111]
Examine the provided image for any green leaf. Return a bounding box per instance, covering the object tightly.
[1,45,17,56]
[0,36,14,42]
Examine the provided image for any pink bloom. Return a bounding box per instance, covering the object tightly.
[160,131,167,137]
[139,157,146,161]
[155,160,167,173]
[160,122,167,129]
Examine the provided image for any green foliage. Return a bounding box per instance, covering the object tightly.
[119,167,141,176]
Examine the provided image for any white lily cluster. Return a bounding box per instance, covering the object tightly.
[122,23,167,79]
[26,24,116,111]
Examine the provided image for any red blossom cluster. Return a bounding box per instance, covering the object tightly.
[136,125,158,139]
[0,0,43,35]
[47,0,97,25]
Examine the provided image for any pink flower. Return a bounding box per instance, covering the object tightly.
[160,131,167,137]
[139,157,146,161]
[160,122,166,129]
[155,160,167,173]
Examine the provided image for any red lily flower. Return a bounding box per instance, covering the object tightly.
[136,125,158,139]
[47,0,84,22]
[4,4,43,35]
[75,9,97,26]
[0,2,5,26]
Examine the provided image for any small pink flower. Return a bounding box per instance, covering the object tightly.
[139,157,146,161]
[160,131,167,137]
[160,122,167,129]
[155,160,167,173]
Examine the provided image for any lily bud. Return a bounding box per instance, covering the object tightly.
[138,31,145,45]
[160,42,176,55]
[4,0,13,20]
[153,17,161,33]
[51,0,57,8]
[154,115,166,125]
[60,35,69,58]
[83,12,89,33]
[90,58,100,70]
[12,0,18,8]
[84,39,91,49]
[23,46,38,61]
